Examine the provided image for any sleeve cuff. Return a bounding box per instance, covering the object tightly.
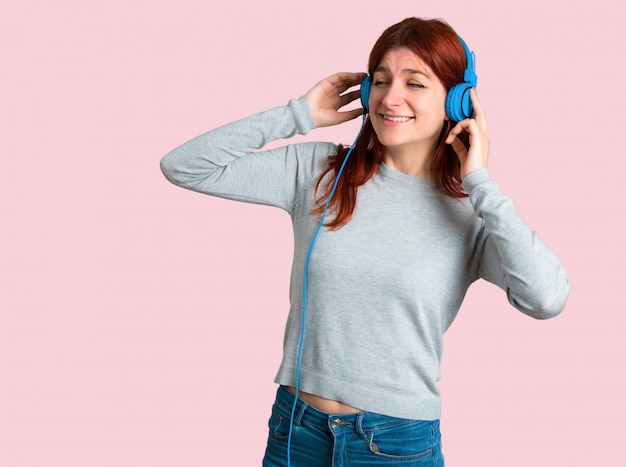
[288,95,316,135]
[461,168,491,193]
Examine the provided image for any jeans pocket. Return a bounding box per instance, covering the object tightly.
[366,419,435,461]
[268,408,291,440]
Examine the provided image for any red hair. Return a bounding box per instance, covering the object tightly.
[314,17,470,229]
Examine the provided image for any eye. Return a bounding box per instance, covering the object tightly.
[373,79,388,86]
[408,82,425,89]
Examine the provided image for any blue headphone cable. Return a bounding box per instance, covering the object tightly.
[286,113,366,466]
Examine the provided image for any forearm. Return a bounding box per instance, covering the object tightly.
[160,96,316,191]
[464,169,570,319]
[159,97,336,210]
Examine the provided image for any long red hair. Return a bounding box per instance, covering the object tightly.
[314,17,470,229]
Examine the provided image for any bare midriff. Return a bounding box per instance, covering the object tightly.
[287,386,362,414]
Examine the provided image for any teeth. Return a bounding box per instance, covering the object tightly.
[383,115,412,122]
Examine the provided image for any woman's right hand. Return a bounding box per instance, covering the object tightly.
[304,72,367,128]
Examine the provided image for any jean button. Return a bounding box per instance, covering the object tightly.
[331,418,341,428]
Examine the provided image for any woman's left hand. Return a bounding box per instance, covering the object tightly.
[445,88,490,180]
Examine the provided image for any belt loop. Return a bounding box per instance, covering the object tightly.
[356,413,364,431]
[355,412,367,439]
[294,400,308,426]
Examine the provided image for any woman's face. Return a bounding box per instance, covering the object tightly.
[369,47,448,157]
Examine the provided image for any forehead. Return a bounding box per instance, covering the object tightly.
[374,47,433,75]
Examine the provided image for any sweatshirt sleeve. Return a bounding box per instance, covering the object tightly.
[160,96,337,212]
[462,169,570,319]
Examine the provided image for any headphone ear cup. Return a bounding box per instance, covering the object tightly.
[445,83,474,122]
[360,76,371,112]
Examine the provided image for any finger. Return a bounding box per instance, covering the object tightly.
[449,137,467,158]
[470,88,488,128]
[340,89,362,107]
[330,72,367,90]
[337,107,365,123]
[445,120,468,144]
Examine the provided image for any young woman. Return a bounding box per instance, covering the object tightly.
[161,17,569,467]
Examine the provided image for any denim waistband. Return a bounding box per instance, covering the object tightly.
[274,385,437,433]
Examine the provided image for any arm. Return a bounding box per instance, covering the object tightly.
[160,72,366,211]
[160,97,333,211]
[448,90,570,318]
[464,170,570,319]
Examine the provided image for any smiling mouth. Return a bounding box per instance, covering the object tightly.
[381,115,414,123]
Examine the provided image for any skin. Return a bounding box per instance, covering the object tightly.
[305,54,490,181]
[368,47,449,178]
[299,51,490,413]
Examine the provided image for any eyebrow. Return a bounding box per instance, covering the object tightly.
[373,66,431,78]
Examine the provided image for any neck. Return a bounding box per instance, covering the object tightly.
[382,145,435,178]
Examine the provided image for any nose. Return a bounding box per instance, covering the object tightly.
[381,81,404,108]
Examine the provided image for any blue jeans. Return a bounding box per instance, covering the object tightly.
[263,386,445,466]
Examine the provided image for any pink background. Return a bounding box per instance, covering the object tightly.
[1,0,623,465]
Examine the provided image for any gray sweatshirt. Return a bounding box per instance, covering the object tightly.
[160,96,570,420]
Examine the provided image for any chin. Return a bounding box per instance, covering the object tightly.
[376,131,417,149]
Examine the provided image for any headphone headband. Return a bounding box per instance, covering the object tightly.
[457,35,477,88]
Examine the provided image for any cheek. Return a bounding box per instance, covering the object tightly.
[416,94,447,120]
[368,90,383,111]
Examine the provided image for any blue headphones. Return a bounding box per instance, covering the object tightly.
[360,35,477,122]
